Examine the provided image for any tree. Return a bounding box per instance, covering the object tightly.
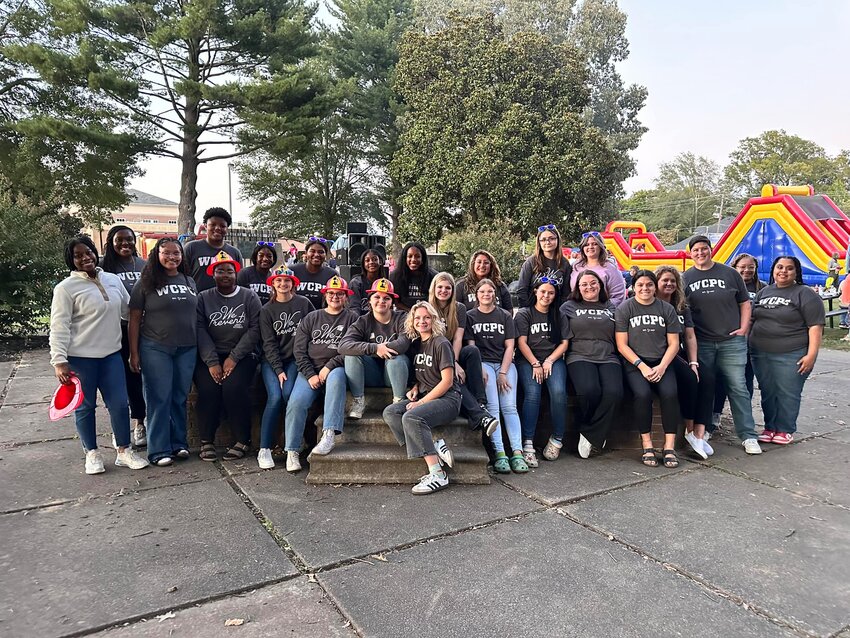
[725,130,844,199]
[324,0,415,254]
[237,108,383,240]
[656,152,721,231]
[0,0,150,219]
[41,0,329,233]
[440,222,525,280]
[391,15,621,246]
[412,0,647,200]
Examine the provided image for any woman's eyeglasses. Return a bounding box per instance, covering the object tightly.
[256,241,275,247]
[538,224,557,232]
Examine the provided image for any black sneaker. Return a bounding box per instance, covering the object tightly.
[477,415,499,437]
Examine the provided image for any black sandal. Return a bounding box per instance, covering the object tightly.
[223,442,250,461]
[199,443,217,462]
[641,448,658,467]
[662,449,679,468]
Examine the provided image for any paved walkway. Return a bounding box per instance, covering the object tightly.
[1,348,848,637]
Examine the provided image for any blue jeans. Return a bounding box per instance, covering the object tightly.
[516,359,568,440]
[750,347,811,434]
[139,338,196,462]
[697,336,757,441]
[259,359,298,449]
[68,351,129,451]
[482,361,522,453]
[345,354,409,400]
[283,368,347,452]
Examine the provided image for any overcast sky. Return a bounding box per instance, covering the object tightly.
[129,0,850,222]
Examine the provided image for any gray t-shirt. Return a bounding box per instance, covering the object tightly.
[560,300,619,365]
[615,297,681,361]
[196,287,262,366]
[435,301,467,338]
[338,311,411,357]
[183,240,243,292]
[750,284,825,353]
[129,274,198,347]
[237,266,272,305]
[107,256,147,295]
[467,307,516,363]
[291,263,338,310]
[455,279,513,311]
[411,335,461,396]
[683,262,749,342]
[259,295,314,374]
[293,308,358,378]
[514,307,569,361]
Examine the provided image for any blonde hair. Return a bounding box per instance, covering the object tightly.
[404,301,446,339]
[428,272,459,336]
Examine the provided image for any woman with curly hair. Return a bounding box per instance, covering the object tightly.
[455,250,512,310]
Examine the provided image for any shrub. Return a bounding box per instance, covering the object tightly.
[440,222,526,283]
[0,192,79,337]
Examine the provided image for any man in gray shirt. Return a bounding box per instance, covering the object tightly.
[183,207,243,292]
[683,235,760,454]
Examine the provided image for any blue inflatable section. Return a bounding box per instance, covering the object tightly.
[722,219,824,286]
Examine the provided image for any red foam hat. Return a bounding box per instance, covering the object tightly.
[320,275,353,295]
[49,375,84,421]
[365,278,398,299]
[205,250,242,276]
[266,266,301,288]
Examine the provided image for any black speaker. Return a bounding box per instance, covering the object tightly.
[339,265,362,280]
[347,222,367,234]
[336,247,349,266]
[368,235,387,260]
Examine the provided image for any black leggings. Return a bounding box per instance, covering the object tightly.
[567,361,623,447]
[624,358,680,434]
[120,323,146,420]
[194,354,257,444]
[671,355,698,421]
[458,344,486,404]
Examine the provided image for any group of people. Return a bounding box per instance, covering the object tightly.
[49,211,828,494]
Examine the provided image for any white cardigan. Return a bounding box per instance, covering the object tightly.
[49,268,130,366]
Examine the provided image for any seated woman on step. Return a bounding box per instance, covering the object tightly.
[383,302,462,495]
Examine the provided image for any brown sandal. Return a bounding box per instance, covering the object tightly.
[199,443,217,462]
[641,448,658,467]
[223,442,250,461]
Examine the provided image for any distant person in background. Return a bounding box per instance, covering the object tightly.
[390,242,437,312]
[183,207,243,292]
[288,243,298,260]
[625,265,640,293]
[455,250,513,311]
[751,256,824,445]
[826,251,840,290]
[569,231,626,306]
[238,241,278,304]
[291,236,337,309]
[50,236,149,474]
[101,225,147,448]
[517,224,571,307]
[349,249,386,316]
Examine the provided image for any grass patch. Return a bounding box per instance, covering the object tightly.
[822,327,850,352]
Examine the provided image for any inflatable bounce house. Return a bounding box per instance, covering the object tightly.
[601,185,849,285]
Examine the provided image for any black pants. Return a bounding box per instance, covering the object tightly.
[193,354,257,444]
[671,355,699,421]
[624,358,680,435]
[458,345,486,404]
[568,361,623,447]
[120,323,146,420]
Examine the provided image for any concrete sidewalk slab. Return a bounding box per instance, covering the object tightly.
[825,428,850,444]
[234,470,539,570]
[0,402,77,445]
[565,471,850,636]
[498,449,688,506]
[0,361,14,385]
[0,439,222,512]
[14,350,54,379]
[91,578,355,637]
[713,436,850,508]
[0,480,297,637]
[3,374,55,405]
[319,510,792,638]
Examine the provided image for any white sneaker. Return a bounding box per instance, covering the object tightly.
[702,439,714,456]
[286,451,302,472]
[711,413,721,428]
[411,471,449,495]
[392,396,404,404]
[577,434,592,459]
[155,457,173,467]
[115,448,151,470]
[257,448,275,470]
[311,430,336,456]
[684,431,708,460]
[435,438,454,468]
[348,396,365,419]
[85,449,105,475]
[743,438,763,455]
[132,422,147,448]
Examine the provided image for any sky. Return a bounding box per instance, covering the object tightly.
[128,0,850,223]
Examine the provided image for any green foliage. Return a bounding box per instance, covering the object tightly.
[439,222,525,281]
[391,15,622,246]
[0,1,150,221]
[0,189,80,337]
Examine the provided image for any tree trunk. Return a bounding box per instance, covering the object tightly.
[177,39,202,236]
